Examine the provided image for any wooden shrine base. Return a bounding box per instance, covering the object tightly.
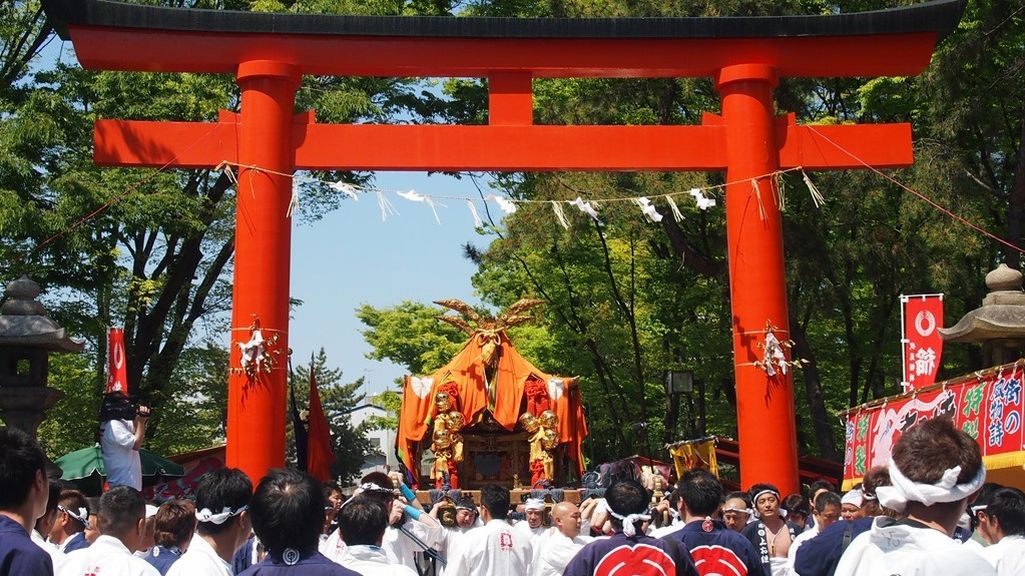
[415,488,584,507]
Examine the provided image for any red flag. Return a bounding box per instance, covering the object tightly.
[901,294,944,391]
[306,364,335,482]
[106,328,128,394]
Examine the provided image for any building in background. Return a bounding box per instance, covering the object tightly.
[349,403,398,479]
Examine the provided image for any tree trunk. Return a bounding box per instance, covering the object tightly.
[790,321,839,460]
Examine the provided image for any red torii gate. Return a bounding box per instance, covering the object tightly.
[43,0,962,493]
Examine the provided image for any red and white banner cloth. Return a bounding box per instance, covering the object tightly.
[901,294,943,392]
[106,327,128,394]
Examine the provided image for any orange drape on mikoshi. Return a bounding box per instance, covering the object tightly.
[397,331,587,484]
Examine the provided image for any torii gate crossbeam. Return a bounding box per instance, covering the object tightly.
[43,0,963,493]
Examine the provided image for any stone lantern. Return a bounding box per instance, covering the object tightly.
[940,263,1025,367]
[0,276,84,438]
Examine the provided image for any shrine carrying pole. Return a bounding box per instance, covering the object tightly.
[43,0,963,492]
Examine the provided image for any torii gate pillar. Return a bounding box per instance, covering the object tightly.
[718,64,799,488]
[224,61,301,478]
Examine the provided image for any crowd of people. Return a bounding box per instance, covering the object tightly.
[2,416,1024,576]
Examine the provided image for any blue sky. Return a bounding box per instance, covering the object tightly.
[288,173,486,398]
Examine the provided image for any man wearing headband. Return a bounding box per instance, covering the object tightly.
[516,497,547,574]
[433,496,481,575]
[322,471,443,572]
[742,483,798,576]
[49,489,91,554]
[447,484,532,576]
[977,486,1025,575]
[721,492,754,533]
[839,490,864,522]
[32,481,65,567]
[58,485,160,576]
[834,417,994,576]
[167,468,253,576]
[564,479,698,576]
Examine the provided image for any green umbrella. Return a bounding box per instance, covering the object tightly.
[56,444,186,496]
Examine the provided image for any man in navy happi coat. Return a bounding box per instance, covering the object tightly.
[0,427,56,576]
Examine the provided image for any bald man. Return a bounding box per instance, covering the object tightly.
[531,502,592,576]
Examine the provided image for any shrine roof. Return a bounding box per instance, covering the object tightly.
[44,0,962,41]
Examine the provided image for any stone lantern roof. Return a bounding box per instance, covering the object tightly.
[940,264,1025,367]
[0,276,84,352]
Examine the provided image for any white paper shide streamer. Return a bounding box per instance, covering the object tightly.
[634,197,663,223]
[569,197,600,221]
[689,188,716,210]
[491,195,518,214]
[330,181,361,202]
[397,189,442,225]
[466,200,484,229]
[375,190,399,222]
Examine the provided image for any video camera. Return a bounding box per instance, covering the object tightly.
[99,392,150,422]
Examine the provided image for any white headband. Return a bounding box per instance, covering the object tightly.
[841,489,864,508]
[751,490,785,518]
[358,482,394,495]
[196,505,248,525]
[875,459,986,513]
[722,506,753,515]
[59,505,89,526]
[524,498,545,511]
[607,509,651,537]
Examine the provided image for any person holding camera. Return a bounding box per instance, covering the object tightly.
[100,392,150,491]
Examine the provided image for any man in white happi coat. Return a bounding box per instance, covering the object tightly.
[976,486,1025,576]
[33,481,65,569]
[447,484,532,576]
[834,417,995,576]
[47,489,91,554]
[532,501,591,576]
[167,468,253,576]
[321,472,444,571]
[58,486,160,576]
[516,498,547,571]
[337,496,417,576]
[433,496,482,574]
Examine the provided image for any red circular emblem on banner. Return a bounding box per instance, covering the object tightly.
[594,544,677,576]
[690,544,749,576]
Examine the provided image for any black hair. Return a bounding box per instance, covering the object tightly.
[814,491,841,513]
[480,484,510,520]
[986,487,1025,537]
[679,469,722,517]
[358,472,395,508]
[808,479,836,494]
[782,493,810,517]
[99,486,145,539]
[58,489,90,531]
[45,480,61,515]
[606,478,648,528]
[970,482,1005,531]
[249,469,323,558]
[323,481,343,499]
[0,427,46,510]
[748,483,780,502]
[338,497,389,547]
[195,468,252,536]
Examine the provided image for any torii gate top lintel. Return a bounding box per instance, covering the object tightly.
[40,0,965,493]
[45,0,962,78]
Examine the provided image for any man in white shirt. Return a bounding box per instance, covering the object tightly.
[533,501,591,576]
[834,417,995,576]
[786,490,840,575]
[167,468,252,576]
[447,484,532,576]
[58,485,160,576]
[322,471,443,571]
[433,496,482,574]
[100,393,149,491]
[977,486,1025,576]
[337,497,417,576]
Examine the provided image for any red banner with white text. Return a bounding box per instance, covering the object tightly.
[106,327,128,394]
[901,294,944,391]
